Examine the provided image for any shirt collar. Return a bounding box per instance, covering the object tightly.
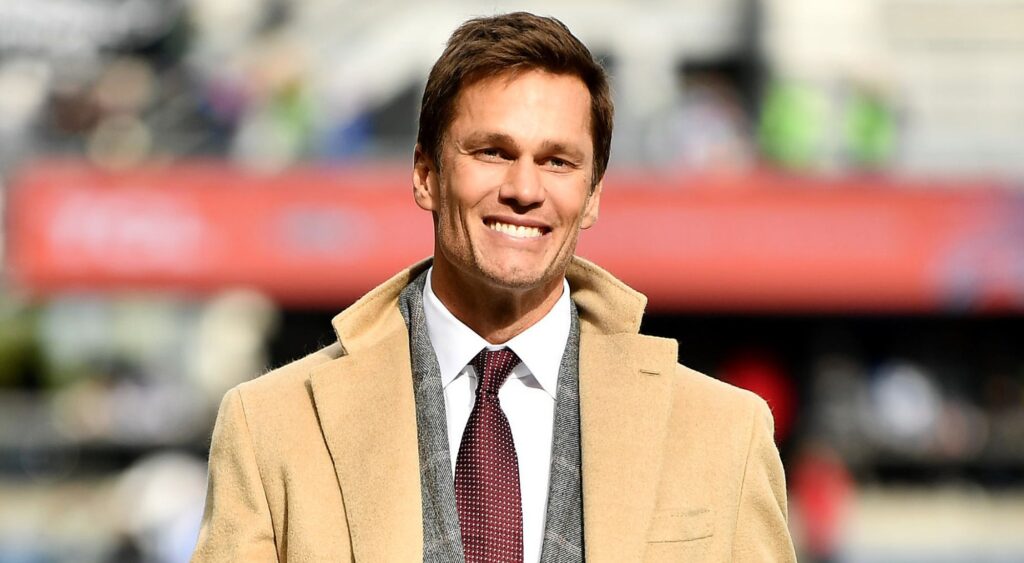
[422,267,570,399]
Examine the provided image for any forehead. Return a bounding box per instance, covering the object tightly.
[448,70,593,147]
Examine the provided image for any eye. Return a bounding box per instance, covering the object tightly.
[477,148,510,162]
[543,156,578,171]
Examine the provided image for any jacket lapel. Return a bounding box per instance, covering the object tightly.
[308,319,423,561]
[579,331,677,562]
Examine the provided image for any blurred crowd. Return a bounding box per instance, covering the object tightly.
[0,0,911,178]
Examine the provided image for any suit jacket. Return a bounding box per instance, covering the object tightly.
[192,257,797,562]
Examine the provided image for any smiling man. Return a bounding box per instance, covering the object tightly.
[414,69,600,344]
[193,12,796,563]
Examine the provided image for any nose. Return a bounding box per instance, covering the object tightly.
[498,159,545,208]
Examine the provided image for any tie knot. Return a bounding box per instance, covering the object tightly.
[471,348,520,396]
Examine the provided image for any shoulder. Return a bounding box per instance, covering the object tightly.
[657,363,781,514]
[583,330,771,440]
[240,342,342,396]
[662,364,794,559]
[673,363,770,419]
[666,362,774,453]
[222,342,345,432]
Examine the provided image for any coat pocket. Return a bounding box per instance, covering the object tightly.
[647,508,714,543]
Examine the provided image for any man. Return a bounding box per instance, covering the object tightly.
[193,12,796,562]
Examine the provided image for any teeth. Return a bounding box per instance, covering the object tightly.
[489,221,543,238]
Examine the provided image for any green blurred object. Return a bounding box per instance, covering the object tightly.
[758,80,829,170]
[0,298,46,389]
[270,81,316,156]
[844,88,896,169]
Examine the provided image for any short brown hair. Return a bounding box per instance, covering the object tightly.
[417,12,614,186]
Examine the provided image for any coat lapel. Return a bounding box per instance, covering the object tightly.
[308,318,423,561]
[579,331,677,562]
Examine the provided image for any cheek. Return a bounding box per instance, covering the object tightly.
[549,180,592,223]
[435,185,476,235]
[446,164,500,211]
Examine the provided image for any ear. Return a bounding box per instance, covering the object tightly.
[412,144,437,212]
[580,179,602,229]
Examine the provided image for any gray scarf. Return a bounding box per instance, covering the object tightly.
[397,269,584,562]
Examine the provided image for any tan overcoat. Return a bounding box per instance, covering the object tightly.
[192,257,796,562]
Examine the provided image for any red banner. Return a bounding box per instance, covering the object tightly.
[7,161,1024,312]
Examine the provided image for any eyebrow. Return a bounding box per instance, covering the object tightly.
[461,131,518,150]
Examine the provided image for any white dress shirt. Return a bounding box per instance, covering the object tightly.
[422,268,571,563]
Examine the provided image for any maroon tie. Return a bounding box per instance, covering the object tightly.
[454,348,524,562]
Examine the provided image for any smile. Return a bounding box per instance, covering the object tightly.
[486,220,547,239]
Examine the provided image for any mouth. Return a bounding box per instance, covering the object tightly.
[485,219,550,239]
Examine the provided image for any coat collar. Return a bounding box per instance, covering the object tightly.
[328,256,649,344]
[310,257,676,560]
[565,256,648,336]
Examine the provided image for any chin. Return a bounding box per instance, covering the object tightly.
[476,260,561,292]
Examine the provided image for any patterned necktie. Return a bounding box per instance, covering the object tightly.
[454,348,524,562]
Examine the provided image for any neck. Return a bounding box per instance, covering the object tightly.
[430,261,564,345]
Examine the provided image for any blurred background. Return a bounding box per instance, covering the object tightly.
[1,0,1023,561]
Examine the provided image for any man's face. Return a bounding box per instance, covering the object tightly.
[413,70,602,294]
